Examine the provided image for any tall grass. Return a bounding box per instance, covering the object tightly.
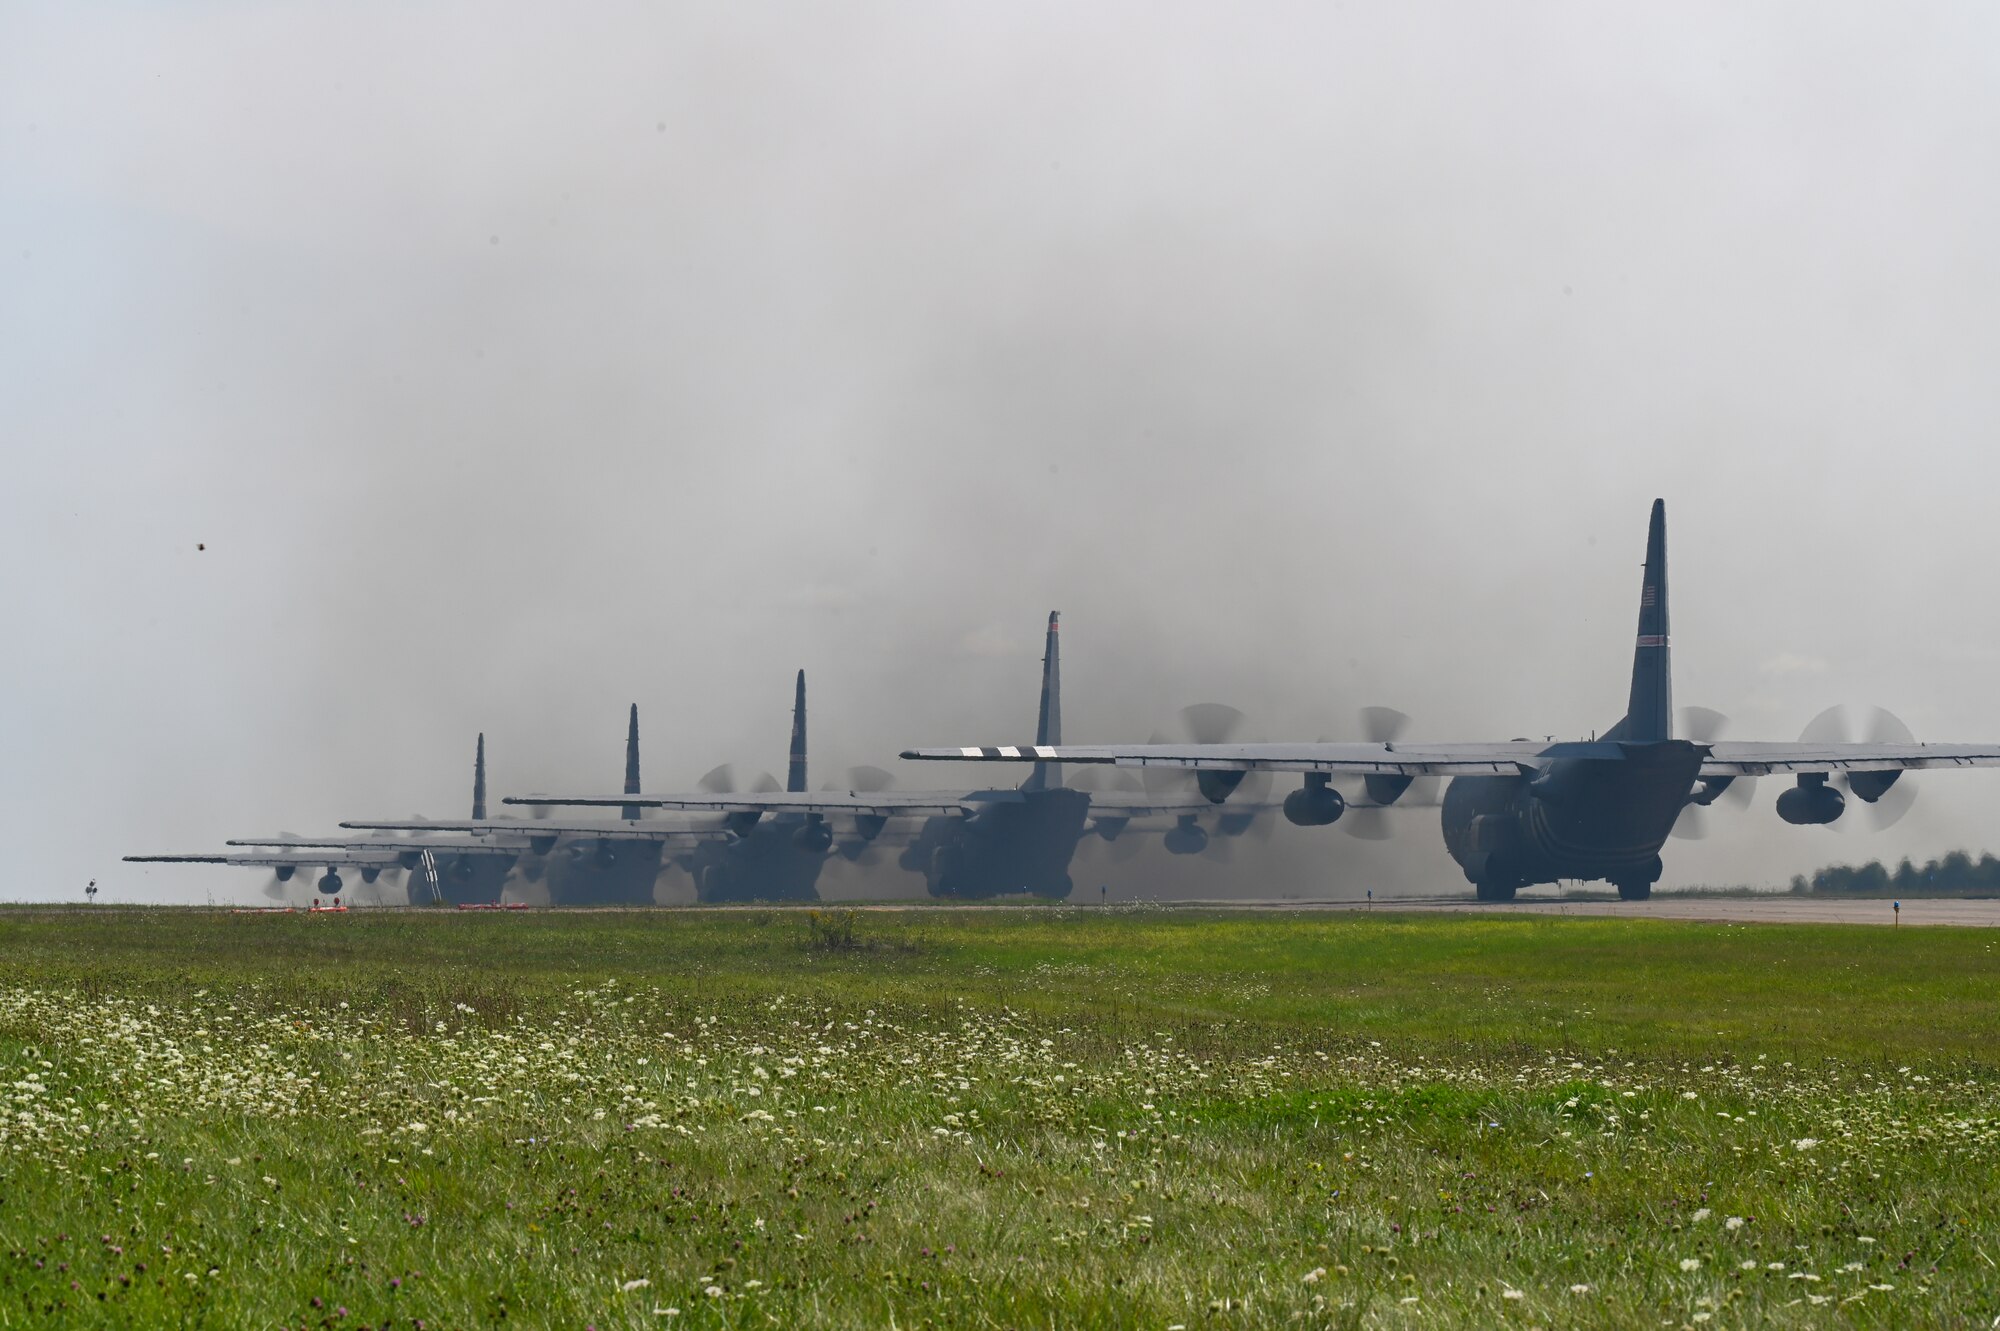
[0,906,1992,1327]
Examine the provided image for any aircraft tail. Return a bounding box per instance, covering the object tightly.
[1023,611,1062,791]
[622,704,642,821]
[1619,498,1673,742]
[787,670,808,793]
[471,733,488,821]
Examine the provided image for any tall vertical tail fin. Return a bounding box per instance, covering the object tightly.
[787,670,808,793]
[1621,498,1673,742]
[471,733,488,821]
[622,704,642,821]
[1024,611,1062,791]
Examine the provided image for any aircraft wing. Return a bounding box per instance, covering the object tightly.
[1699,742,2000,776]
[902,739,2000,783]
[502,790,1020,817]
[337,818,733,842]
[125,850,408,868]
[901,742,1552,777]
[227,835,536,852]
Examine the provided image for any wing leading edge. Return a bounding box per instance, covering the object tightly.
[500,790,1020,817]
[902,740,2000,781]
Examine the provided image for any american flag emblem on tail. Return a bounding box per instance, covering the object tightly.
[1641,585,1658,607]
[1636,634,1668,647]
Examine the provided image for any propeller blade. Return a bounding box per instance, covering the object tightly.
[698,764,737,795]
[1110,770,1145,794]
[1799,704,1853,746]
[1680,705,1731,743]
[1342,808,1393,841]
[1670,803,1710,840]
[1405,776,1444,808]
[1865,706,1916,745]
[1203,832,1236,864]
[751,771,781,794]
[1867,775,1918,830]
[1359,706,1411,745]
[1862,708,1917,829]
[1181,703,1245,745]
[1107,834,1143,863]
[846,765,894,793]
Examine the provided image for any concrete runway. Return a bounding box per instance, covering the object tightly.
[1174,895,2000,927]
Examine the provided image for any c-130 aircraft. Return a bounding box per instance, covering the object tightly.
[509,615,1302,899]
[905,500,2000,901]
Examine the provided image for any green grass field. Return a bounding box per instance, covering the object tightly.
[0,906,1995,1328]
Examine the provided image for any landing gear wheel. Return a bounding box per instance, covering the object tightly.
[1615,879,1653,902]
[1474,877,1517,903]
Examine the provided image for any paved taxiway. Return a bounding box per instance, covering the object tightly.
[1179,896,2000,926]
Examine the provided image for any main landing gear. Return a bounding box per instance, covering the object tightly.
[1613,855,1663,902]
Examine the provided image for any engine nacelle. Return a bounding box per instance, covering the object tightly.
[1363,773,1413,806]
[360,866,381,884]
[792,818,834,854]
[1196,769,1247,804]
[318,870,343,895]
[1092,816,1130,842]
[1776,775,1845,825]
[1163,817,1209,856]
[1284,777,1346,827]
[529,835,559,857]
[398,850,424,871]
[275,865,298,882]
[852,814,888,843]
[1847,770,1902,804]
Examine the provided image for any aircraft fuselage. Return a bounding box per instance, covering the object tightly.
[904,787,1091,899]
[1442,740,1704,899]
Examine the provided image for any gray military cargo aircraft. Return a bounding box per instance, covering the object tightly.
[126,734,528,902]
[903,501,2000,901]
[507,615,1383,900]
[341,707,732,905]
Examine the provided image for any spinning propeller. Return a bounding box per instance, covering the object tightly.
[1333,707,1440,840]
[1671,708,1757,840]
[1798,704,1919,831]
[1144,704,1273,860]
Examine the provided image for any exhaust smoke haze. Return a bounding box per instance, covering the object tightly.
[6,3,2000,903]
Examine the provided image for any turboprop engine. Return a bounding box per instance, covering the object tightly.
[1163,816,1209,856]
[792,817,834,853]
[1775,774,1845,826]
[1283,774,1346,826]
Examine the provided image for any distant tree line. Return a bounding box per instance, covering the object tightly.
[1792,850,2000,896]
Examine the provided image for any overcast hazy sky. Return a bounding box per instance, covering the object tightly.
[6,2,2000,903]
